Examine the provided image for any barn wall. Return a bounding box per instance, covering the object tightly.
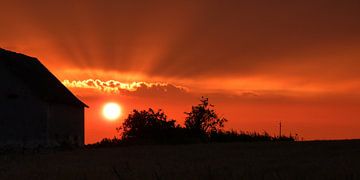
[0,66,48,148]
[47,103,84,147]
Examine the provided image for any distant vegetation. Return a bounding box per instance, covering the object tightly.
[89,97,295,148]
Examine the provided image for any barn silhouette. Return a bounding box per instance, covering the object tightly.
[0,48,88,148]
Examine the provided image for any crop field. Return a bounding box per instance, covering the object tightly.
[0,140,359,180]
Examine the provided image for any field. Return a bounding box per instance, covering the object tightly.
[0,140,359,180]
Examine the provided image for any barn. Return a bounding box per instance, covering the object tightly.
[0,48,88,148]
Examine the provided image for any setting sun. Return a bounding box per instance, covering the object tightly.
[102,102,122,121]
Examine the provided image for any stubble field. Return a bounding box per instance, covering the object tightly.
[0,140,359,180]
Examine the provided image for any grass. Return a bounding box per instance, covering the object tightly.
[0,140,359,179]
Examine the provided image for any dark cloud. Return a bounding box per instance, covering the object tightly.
[1,0,360,83]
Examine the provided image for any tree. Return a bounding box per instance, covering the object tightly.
[118,108,179,142]
[184,97,227,137]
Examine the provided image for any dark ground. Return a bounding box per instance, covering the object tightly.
[0,140,359,180]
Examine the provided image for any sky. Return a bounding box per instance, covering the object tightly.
[1,0,360,143]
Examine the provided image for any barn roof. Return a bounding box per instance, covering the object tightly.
[0,48,88,108]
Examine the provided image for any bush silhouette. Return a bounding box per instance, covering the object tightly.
[184,97,227,138]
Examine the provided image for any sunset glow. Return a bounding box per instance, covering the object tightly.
[1,0,360,144]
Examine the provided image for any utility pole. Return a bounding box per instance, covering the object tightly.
[279,121,282,138]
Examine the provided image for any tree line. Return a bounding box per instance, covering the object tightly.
[89,97,295,147]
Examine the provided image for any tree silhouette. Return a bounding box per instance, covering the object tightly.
[101,97,295,147]
[118,108,180,142]
[184,97,227,137]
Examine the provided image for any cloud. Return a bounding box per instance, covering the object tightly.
[62,79,189,95]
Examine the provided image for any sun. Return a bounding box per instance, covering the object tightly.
[102,102,122,121]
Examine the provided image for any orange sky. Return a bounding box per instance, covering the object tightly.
[1,0,360,143]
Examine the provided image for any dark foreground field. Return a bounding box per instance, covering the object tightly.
[0,140,359,180]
